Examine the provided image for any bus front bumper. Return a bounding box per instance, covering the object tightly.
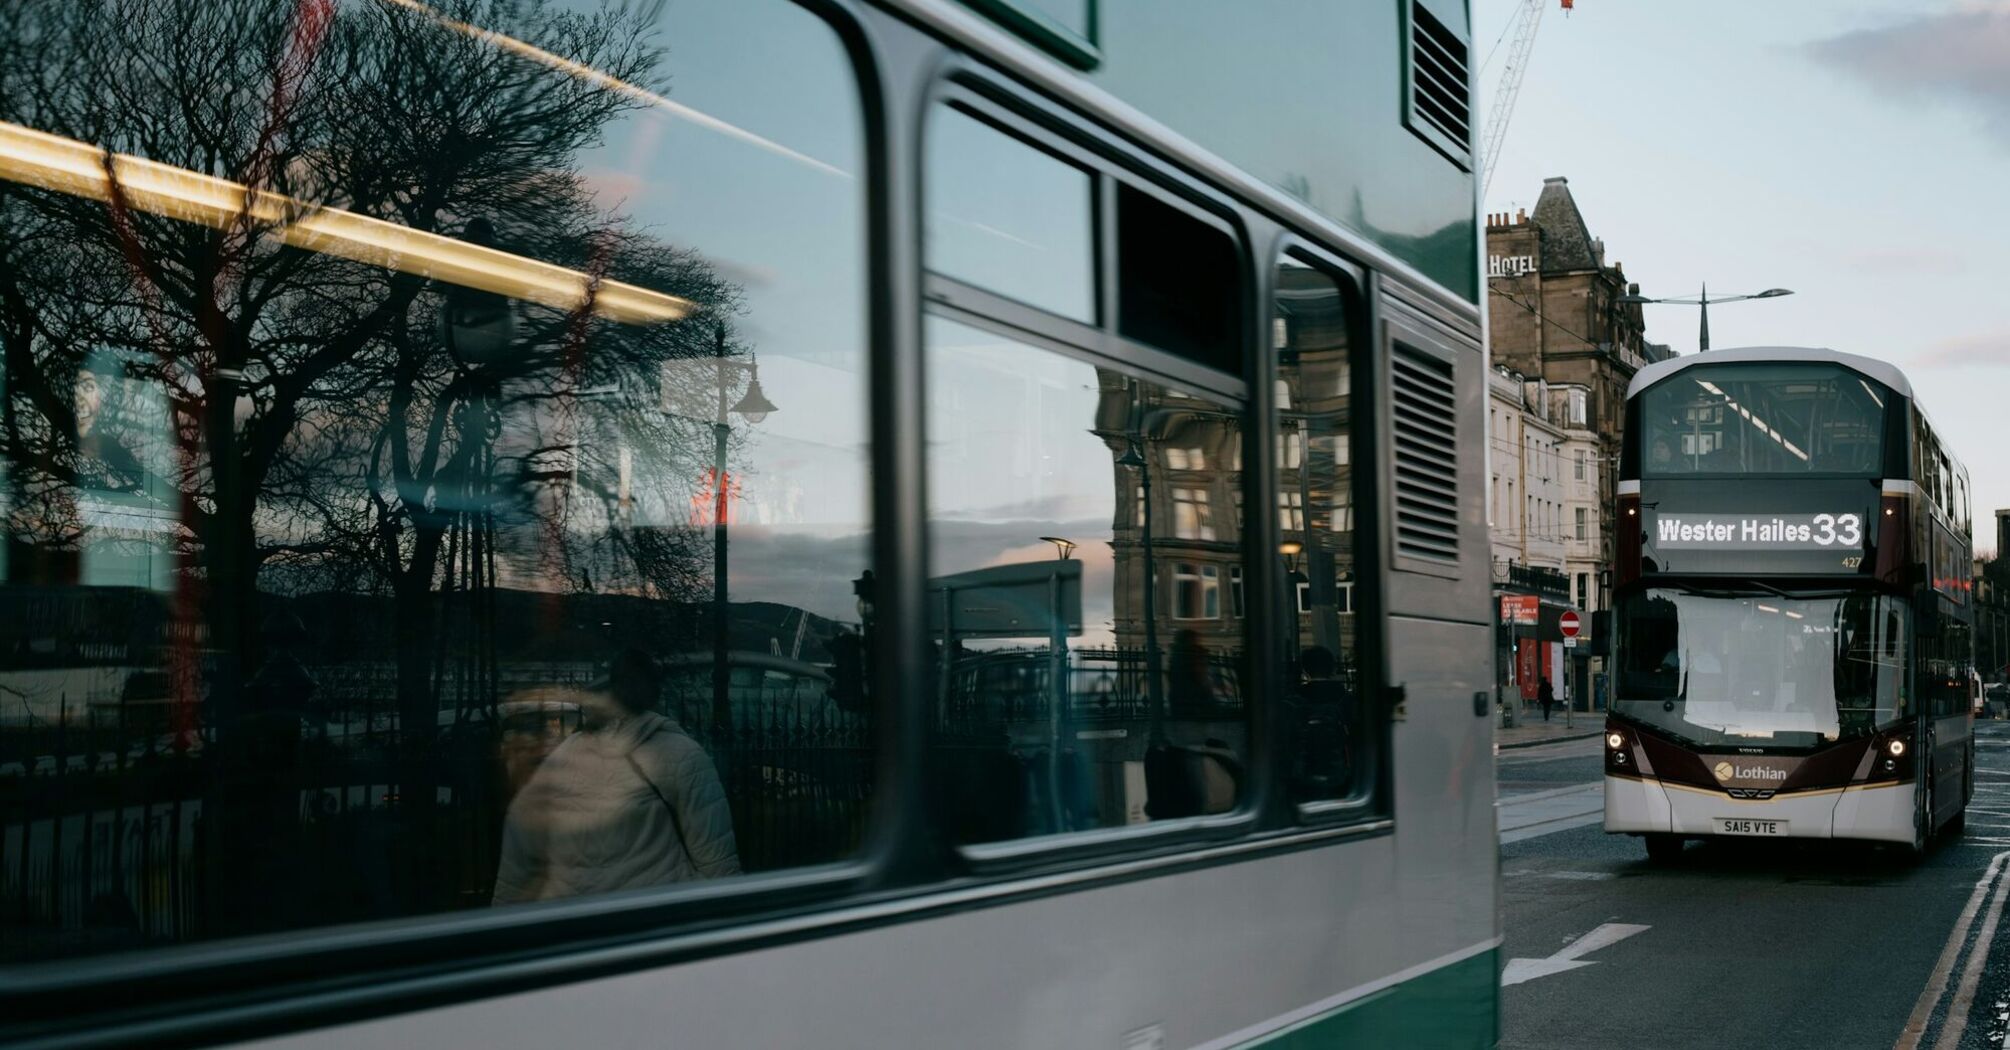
[1605,775,1915,844]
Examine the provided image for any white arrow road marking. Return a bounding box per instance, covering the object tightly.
[1501,923,1650,987]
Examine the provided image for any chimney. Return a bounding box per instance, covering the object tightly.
[1628,282,1640,295]
[1516,208,1528,224]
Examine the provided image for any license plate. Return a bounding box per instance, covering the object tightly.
[1715,817,1787,836]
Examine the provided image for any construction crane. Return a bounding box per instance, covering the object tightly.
[1480,0,1573,197]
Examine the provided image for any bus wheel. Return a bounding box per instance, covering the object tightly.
[1644,834,1684,863]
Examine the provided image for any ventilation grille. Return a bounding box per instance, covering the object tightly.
[1406,3,1472,168]
[1391,346,1460,563]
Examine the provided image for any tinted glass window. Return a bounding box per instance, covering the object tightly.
[1639,364,1887,476]
[1117,186,1240,374]
[926,317,1247,842]
[0,0,869,960]
[926,107,1097,323]
[1274,261,1361,804]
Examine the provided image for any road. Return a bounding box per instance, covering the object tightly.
[1497,720,2010,1050]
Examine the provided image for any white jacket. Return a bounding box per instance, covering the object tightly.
[493,711,741,904]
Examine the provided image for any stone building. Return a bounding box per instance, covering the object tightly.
[1486,176,1673,709]
[1487,366,1570,711]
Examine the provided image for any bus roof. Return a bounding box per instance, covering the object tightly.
[1625,346,1914,401]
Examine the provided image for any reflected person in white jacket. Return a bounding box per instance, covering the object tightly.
[493,649,741,904]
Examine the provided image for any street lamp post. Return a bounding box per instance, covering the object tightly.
[709,323,777,739]
[1116,439,1161,724]
[1616,285,1792,352]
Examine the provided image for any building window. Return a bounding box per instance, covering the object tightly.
[1336,580,1354,615]
[1174,562,1222,620]
[1295,580,1313,614]
[1568,388,1588,426]
[1330,486,1354,533]
[1575,507,1587,541]
[1230,566,1245,618]
[1165,446,1207,470]
[1576,572,1589,609]
[1278,429,1303,469]
[1279,490,1305,532]
[1173,486,1216,540]
[1574,449,1587,481]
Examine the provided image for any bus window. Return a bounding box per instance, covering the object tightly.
[924,316,1249,842]
[1639,363,1888,476]
[1274,258,1364,806]
[927,106,1097,324]
[0,0,872,961]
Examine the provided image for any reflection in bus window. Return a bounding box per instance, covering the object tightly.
[925,317,1247,843]
[0,0,870,961]
[926,107,1097,323]
[1275,260,1359,805]
[1639,364,1887,476]
[1617,589,1908,746]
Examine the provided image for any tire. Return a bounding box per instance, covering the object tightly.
[1644,833,1684,863]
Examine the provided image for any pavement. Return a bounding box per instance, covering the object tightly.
[1497,708,1605,750]
[1495,720,2010,1050]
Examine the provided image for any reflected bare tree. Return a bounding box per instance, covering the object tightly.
[0,0,738,928]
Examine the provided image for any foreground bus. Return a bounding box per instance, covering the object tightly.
[1606,348,1974,860]
[0,1,1498,1046]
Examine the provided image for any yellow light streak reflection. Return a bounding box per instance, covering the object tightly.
[0,120,694,326]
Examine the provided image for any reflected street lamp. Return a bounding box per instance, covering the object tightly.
[709,322,778,738]
[1039,536,1077,561]
[1116,438,1161,715]
[1616,285,1792,352]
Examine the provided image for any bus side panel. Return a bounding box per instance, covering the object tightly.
[230,842,1436,1050]
[233,625,1499,1050]
[1833,783,1916,844]
[1386,616,1497,956]
[1605,774,1673,833]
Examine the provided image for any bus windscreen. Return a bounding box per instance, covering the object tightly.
[1616,588,1907,748]
[1639,363,1888,476]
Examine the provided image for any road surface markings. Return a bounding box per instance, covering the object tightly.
[1898,850,2010,1050]
[1501,923,1650,986]
[1938,856,2010,1050]
[1499,781,1604,844]
[1504,868,1615,882]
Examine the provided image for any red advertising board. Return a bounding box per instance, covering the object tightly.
[1499,594,1539,625]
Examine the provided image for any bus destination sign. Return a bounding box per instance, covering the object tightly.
[1656,512,1864,551]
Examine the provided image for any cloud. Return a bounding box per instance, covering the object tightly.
[1806,5,2010,143]
[1915,330,2010,368]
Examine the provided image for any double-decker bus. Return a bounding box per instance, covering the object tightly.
[1606,347,1974,860]
[0,0,1498,1046]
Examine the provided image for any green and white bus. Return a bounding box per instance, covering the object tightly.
[0,0,1497,1045]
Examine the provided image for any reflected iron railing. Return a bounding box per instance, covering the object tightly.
[0,680,873,961]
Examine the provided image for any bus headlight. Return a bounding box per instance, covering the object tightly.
[1887,739,1906,757]
[1607,732,1625,750]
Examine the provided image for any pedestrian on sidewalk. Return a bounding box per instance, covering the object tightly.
[1539,678,1554,723]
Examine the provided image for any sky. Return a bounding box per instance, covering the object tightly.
[1473,0,2010,554]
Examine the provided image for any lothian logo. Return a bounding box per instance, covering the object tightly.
[1714,760,1789,783]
